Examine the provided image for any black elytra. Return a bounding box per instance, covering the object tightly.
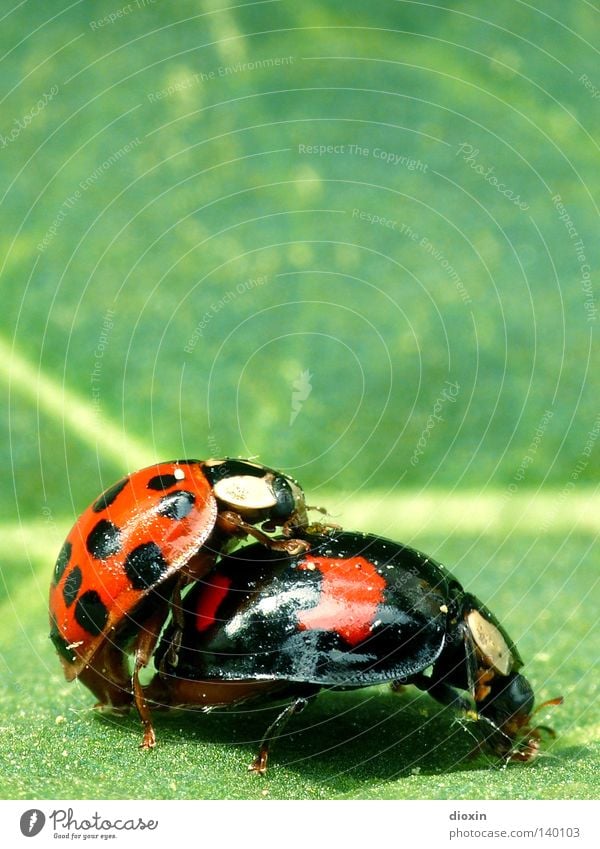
[158,532,459,686]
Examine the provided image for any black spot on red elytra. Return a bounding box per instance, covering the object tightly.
[74,590,108,635]
[49,619,77,663]
[62,566,82,608]
[53,541,72,584]
[86,519,122,560]
[147,474,179,491]
[92,477,129,512]
[124,542,168,589]
[157,490,195,520]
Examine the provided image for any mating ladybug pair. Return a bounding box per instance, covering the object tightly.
[49,458,558,772]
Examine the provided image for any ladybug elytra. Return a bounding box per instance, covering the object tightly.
[49,458,311,748]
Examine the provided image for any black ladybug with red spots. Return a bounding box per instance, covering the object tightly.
[146,531,560,772]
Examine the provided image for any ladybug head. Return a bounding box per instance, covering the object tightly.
[478,671,535,730]
[462,604,536,756]
[202,458,308,528]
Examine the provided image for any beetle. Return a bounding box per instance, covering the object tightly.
[49,457,311,748]
[146,530,558,772]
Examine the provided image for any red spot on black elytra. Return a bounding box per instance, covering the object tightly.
[74,590,108,636]
[147,474,179,491]
[62,565,82,608]
[86,519,122,560]
[157,490,195,520]
[297,556,387,646]
[92,477,129,512]
[194,573,232,632]
[124,542,168,589]
[53,541,72,584]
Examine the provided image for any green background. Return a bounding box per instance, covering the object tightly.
[0,0,598,800]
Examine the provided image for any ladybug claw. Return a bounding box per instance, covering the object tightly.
[271,538,310,556]
[140,727,156,750]
[308,521,341,534]
[166,629,182,668]
[93,702,130,715]
[248,753,268,775]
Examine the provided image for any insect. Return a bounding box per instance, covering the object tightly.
[146,530,559,772]
[49,457,311,748]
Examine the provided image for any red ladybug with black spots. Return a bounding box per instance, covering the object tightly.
[49,458,310,747]
[146,531,559,772]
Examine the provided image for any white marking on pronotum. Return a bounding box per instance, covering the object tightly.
[174,468,185,480]
[213,475,277,511]
[467,609,513,676]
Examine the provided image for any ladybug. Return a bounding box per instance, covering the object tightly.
[49,458,311,748]
[146,530,560,772]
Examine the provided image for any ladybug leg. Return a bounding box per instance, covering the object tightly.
[409,674,472,713]
[164,577,186,669]
[286,507,341,537]
[305,504,329,515]
[264,536,310,556]
[217,511,310,555]
[78,641,132,711]
[474,667,496,702]
[249,696,310,776]
[132,607,169,750]
[164,550,222,669]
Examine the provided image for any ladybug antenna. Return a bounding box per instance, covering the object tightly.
[306,504,337,517]
[521,696,563,742]
[531,695,563,718]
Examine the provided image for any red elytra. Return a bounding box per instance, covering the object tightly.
[49,456,312,748]
[49,461,217,678]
